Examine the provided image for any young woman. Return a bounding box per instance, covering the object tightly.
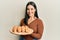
[20,1,44,40]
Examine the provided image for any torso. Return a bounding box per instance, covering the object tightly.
[28,18,38,33]
[28,17,37,25]
[20,18,42,40]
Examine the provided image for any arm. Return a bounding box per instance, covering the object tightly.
[20,18,25,26]
[20,19,23,26]
[30,19,44,39]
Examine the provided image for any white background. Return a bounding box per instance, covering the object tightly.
[0,0,60,40]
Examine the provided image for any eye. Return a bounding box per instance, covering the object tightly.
[31,8,33,10]
[27,8,29,10]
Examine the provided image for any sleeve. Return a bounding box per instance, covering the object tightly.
[30,19,44,39]
[20,18,24,26]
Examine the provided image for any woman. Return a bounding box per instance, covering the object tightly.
[20,1,44,40]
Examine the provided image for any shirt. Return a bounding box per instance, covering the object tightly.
[20,18,44,40]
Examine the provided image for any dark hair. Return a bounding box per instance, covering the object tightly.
[24,1,39,25]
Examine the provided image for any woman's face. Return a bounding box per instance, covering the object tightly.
[27,5,36,17]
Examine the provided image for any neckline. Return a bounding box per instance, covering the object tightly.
[28,18,38,25]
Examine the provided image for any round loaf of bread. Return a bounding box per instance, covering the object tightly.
[17,26,22,33]
[21,26,26,32]
[12,25,18,33]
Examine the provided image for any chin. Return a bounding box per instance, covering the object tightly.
[29,16,32,17]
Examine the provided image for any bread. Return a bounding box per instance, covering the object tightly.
[25,26,31,33]
[11,25,32,33]
[12,25,18,32]
[21,26,26,32]
[17,26,22,33]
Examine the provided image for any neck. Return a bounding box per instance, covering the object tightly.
[29,16,36,19]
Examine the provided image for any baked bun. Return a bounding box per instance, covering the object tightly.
[25,26,31,33]
[11,25,32,33]
[17,26,22,33]
[21,26,26,32]
[12,25,18,32]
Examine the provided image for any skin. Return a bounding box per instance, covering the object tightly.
[27,5,37,24]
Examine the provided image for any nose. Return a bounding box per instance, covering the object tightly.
[29,10,31,13]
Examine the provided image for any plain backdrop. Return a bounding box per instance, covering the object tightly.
[0,0,60,40]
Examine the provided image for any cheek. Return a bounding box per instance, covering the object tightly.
[27,10,35,15]
[32,10,35,14]
[27,10,30,15]
[27,10,34,15]
[27,10,29,13]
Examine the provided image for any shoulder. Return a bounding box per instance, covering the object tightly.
[37,18,44,28]
[20,18,24,22]
[37,18,43,22]
[36,18,44,25]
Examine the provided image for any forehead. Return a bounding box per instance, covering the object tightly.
[27,5,34,8]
